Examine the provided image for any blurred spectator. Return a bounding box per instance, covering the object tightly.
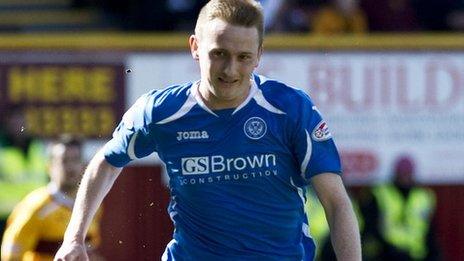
[311,187,398,261]
[1,136,102,261]
[263,0,314,32]
[317,155,442,260]
[370,155,441,260]
[353,186,402,260]
[0,107,46,183]
[307,187,366,261]
[3,0,464,32]
[0,107,47,245]
[311,0,368,34]
[360,0,422,31]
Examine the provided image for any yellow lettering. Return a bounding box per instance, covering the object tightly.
[42,107,58,136]
[80,107,96,136]
[62,68,86,101]
[24,108,41,136]
[8,67,39,102]
[41,67,60,103]
[7,67,24,102]
[7,66,118,105]
[98,107,115,137]
[61,106,78,134]
[90,68,115,102]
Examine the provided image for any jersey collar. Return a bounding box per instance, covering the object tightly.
[191,78,259,117]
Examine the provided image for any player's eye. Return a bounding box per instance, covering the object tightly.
[239,55,251,60]
[238,54,253,62]
[212,50,225,57]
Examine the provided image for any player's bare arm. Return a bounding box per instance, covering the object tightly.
[54,149,122,261]
[312,173,362,261]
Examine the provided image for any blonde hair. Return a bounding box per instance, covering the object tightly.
[195,0,264,46]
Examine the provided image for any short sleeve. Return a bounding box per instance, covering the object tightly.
[104,93,157,167]
[292,92,341,181]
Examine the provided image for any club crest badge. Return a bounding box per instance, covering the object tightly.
[244,117,267,140]
[312,120,332,141]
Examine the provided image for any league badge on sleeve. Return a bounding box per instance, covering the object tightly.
[311,120,332,141]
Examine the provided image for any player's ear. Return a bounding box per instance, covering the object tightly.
[189,35,200,61]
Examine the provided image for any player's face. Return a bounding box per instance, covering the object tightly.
[50,145,83,191]
[190,18,262,108]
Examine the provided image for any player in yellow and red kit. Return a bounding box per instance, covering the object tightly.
[1,136,101,261]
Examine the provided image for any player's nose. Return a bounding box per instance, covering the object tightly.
[222,58,239,78]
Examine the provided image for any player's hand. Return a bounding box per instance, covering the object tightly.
[54,241,89,261]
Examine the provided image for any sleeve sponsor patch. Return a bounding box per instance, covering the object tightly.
[311,120,332,141]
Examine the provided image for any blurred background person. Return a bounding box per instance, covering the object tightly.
[1,136,102,261]
[0,107,48,246]
[311,0,368,34]
[314,155,442,260]
[351,185,399,260]
[310,187,383,261]
[371,155,441,260]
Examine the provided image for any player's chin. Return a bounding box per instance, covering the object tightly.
[213,88,236,100]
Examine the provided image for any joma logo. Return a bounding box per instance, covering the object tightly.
[177,131,209,141]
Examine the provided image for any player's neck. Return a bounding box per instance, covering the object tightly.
[198,81,251,110]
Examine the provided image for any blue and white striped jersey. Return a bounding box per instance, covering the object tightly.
[104,74,341,261]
